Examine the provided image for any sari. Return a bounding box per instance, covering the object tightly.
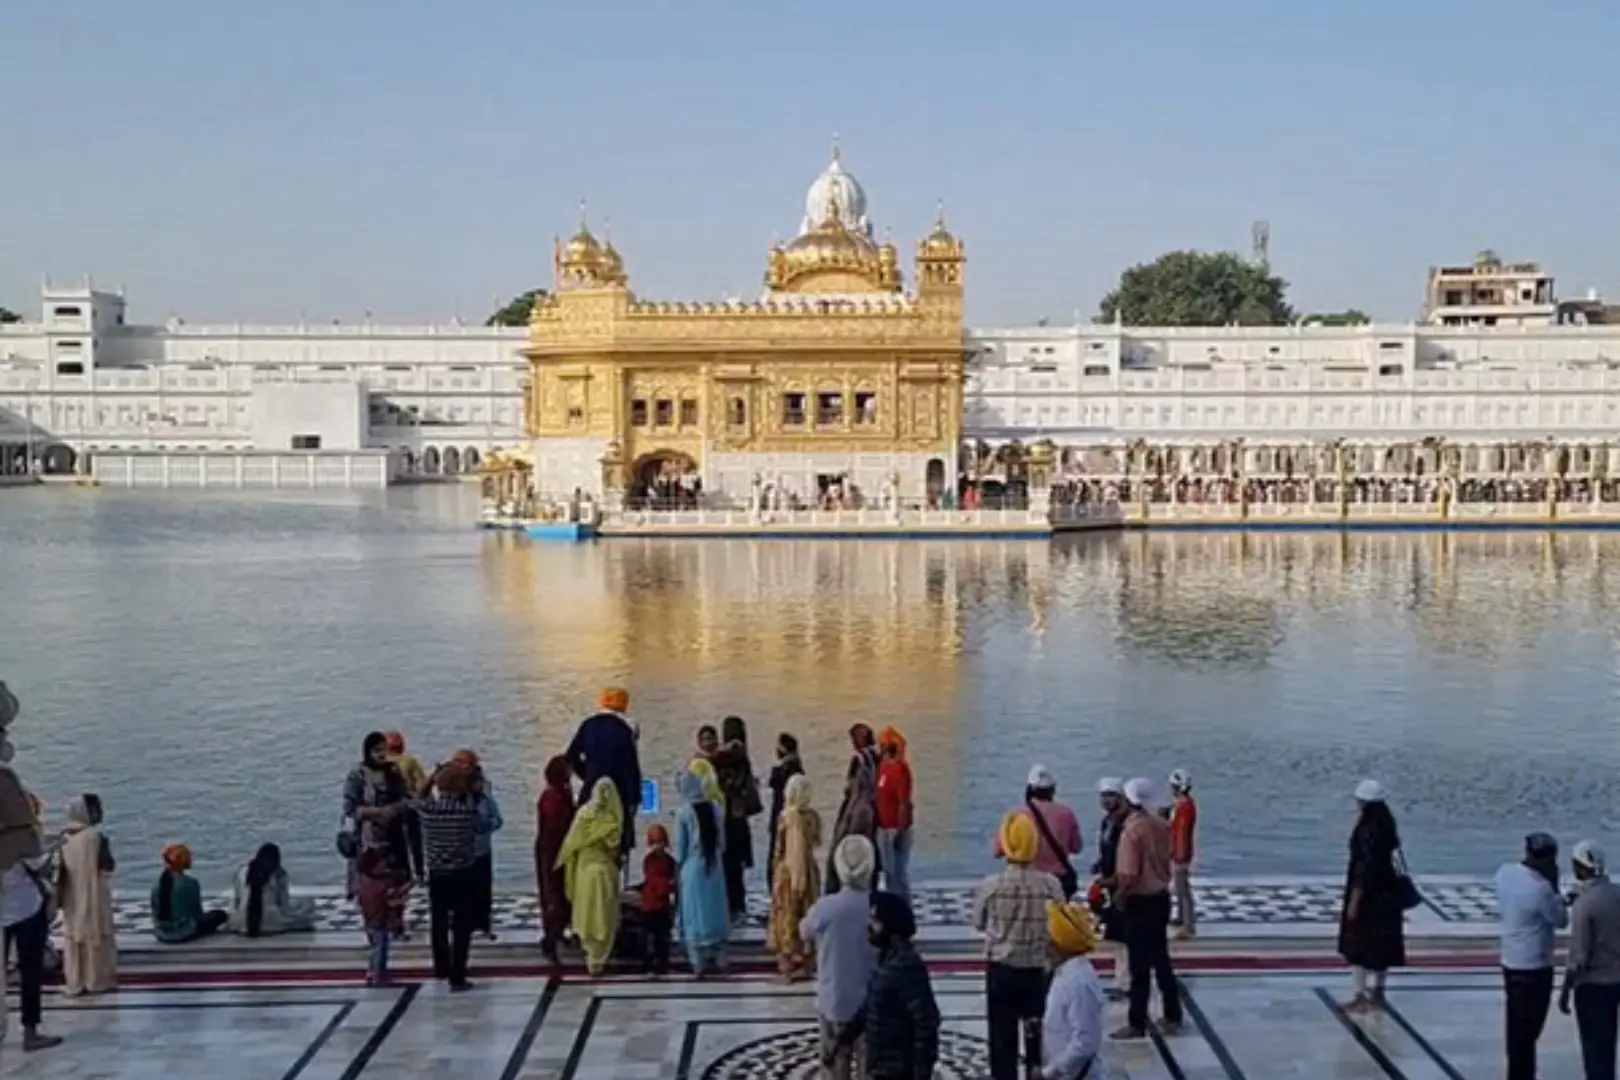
[767,775,822,976]
[557,777,624,974]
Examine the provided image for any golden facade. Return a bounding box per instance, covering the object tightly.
[522,146,967,501]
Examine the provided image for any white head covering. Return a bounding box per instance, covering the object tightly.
[1097,777,1124,795]
[1354,779,1385,803]
[1575,840,1607,875]
[0,682,16,730]
[1028,765,1055,789]
[1123,777,1156,809]
[1169,769,1191,792]
[833,834,876,890]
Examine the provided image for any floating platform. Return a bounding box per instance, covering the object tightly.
[478,516,598,540]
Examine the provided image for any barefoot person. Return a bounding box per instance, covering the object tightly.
[1043,901,1110,1080]
[558,777,626,977]
[534,755,575,963]
[675,769,730,976]
[767,774,822,979]
[1337,780,1407,1013]
[1110,778,1183,1041]
[57,794,116,996]
[802,836,878,1080]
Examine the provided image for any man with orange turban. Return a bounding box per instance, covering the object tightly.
[874,726,914,901]
[974,810,1065,1080]
[565,688,642,856]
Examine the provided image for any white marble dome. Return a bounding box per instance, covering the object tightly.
[801,144,871,239]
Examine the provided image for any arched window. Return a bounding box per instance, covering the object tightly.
[729,397,747,426]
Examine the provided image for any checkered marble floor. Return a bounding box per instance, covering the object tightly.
[104,876,1500,939]
[0,969,1552,1078]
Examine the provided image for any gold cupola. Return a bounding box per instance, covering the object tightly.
[558,203,626,289]
[915,201,965,293]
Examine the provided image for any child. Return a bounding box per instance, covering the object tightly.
[355,848,410,986]
[640,823,677,976]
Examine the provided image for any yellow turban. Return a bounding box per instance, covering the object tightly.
[999,809,1038,865]
[1048,901,1099,956]
[599,687,630,713]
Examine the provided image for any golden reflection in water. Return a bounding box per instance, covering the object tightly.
[478,537,1054,851]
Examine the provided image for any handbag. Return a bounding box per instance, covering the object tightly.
[1393,847,1422,912]
[1025,797,1080,899]
[335,817,359,860]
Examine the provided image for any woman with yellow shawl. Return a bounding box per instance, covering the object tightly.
[557,777,624,975]
[766,775,821,979]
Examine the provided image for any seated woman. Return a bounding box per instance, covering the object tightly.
[227,843,317,937]
[150,844,229,944]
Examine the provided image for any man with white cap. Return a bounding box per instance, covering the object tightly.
[993,765,1082,898]
[1108,777,1182,1040]
[1495,832,1567,1080]
[802,835,879,1080]
[1561,840,1620,1080]
[1090,778,1130,1000]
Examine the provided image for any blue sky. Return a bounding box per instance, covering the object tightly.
[2,0,1615,326]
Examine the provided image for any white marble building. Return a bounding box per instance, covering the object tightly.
[965,320,1620,469]
[0,282,527,476]
[8,274,1620,485]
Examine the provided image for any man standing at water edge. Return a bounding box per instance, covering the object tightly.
[1109,777,1182,1041]
[1495,832,1567,1080]
[565,688,642,857]
[1561,841,1620,1080]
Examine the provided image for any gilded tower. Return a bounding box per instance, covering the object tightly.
[522,145,966,503]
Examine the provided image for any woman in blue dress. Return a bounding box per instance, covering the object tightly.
[674,769,730,975]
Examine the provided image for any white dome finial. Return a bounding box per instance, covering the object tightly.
[830,133,841,164]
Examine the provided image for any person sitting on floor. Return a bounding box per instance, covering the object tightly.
[150,844,228,943]
[226,843,317,937]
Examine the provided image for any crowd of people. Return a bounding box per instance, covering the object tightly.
[10,676,1620,1078]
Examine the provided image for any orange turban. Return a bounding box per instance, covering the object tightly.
[646,823,670,848]
[385,731,406,754]
[162,843,192,872]
[600,687,630,713]
[877,725,907,759]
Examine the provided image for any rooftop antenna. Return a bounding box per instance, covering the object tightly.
[1252,220,1271,268]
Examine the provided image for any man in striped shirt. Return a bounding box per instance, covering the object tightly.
[417,763,486,991]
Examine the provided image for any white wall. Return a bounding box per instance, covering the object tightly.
[249,381,366,451]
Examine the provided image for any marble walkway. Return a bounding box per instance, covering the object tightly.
[0,968,1544,1079]
[104,876,1502,949]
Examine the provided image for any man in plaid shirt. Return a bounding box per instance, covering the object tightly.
[975,809,1065,1080]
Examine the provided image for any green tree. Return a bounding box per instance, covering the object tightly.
[1096,250,1293,326]
[0,307,19,325]
[485,289,548,327]
[1302,309,1371,326]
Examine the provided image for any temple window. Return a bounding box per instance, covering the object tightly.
[654,399,673,426]
[817,392,844,426]
[630,398,648,426]
[728,397,747,426]
[855,392,877,424]
[567,405,584,424]
[679,399,699,427]
[782,392,806,426]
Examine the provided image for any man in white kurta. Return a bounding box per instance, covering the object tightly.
[1043,900,1109,1080]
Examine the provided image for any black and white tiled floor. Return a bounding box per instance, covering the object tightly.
[8,970,1555,1079]
[105,877,1501,938]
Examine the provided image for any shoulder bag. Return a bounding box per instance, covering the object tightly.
[1025,798,1080,899]
[1392,847,1422,912]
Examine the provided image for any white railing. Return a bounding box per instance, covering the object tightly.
[602,506,1052,530]
[1123,500,1616,522]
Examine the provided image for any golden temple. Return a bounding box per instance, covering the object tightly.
[518,144,967,505]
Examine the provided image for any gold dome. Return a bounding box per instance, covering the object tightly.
[564,226,603,263]
[766,201,902,295]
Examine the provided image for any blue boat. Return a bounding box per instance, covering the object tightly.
[523,521,598,541]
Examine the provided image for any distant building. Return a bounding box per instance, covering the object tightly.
[1422,251,1557,327]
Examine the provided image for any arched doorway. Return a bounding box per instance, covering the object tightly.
[631,450,699,508]
[398,447,416,473]
[443,447,461,475]
[463,447,481,473]
[925,458,946,505]
[41,444,76,476]
[421,447,441,474]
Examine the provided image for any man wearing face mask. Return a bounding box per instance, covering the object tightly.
[1561,841,1620,1080]
[839,892,940,1080]
[1495,832,1567,1080]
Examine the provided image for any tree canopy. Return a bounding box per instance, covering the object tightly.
[1096,250,1293,327]
[1302,309,1371,327]
[0,307,19,325]
[485,289,548,327]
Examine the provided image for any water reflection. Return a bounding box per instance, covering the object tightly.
[1,485,1618,886]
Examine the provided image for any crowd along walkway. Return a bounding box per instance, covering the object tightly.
[12,969,1555,1079]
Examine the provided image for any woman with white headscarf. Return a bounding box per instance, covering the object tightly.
[57,794,117,995]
